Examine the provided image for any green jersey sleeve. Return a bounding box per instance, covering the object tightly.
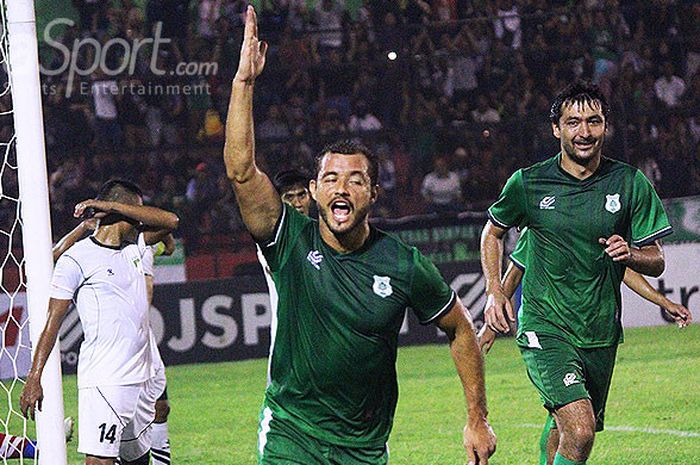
[408,248,457,325]
[259,203,312,272]
[509,228,529,270]
[488,169,528,229]
[630,170,673,246]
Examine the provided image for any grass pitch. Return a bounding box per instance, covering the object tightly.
[56,324,700,464]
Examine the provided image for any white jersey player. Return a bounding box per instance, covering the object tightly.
[21,179,178,465]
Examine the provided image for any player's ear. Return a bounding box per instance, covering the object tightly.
[552,122,561,139]
[309,179,317,201]
[370,184,378,204]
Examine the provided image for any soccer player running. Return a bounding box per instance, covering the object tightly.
[20,179,179,465]
[481,81,674,465]
[227,7,496,465]
[478,228,691,465]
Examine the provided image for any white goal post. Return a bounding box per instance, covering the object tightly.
[6,1,68,463]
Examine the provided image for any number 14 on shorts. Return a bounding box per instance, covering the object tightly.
[99,423,117,444]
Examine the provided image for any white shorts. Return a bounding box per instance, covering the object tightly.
[78,379,158,461]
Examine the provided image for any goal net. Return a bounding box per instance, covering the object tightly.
[0,1,67,464]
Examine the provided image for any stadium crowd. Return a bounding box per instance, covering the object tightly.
[2,0,699,251]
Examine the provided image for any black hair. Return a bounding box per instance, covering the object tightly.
[96,178,143,203]
[272,169,310,194]
[549,80,610,125]
[314,139,378,186]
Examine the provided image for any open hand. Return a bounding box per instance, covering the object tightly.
[233,6,268,84]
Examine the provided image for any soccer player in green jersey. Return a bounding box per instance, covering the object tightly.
[225,7,496,465]
[480,81,674,465]
[478,228,692,465]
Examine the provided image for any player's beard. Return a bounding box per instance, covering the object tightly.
[562,134,604,167]
[319,201,371,238]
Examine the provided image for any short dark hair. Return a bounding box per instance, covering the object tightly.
[96,178,143,203]
[314,139,378,185]
[272,169,309,194]
[549,80,610,125]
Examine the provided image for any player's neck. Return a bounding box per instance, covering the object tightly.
[560,151,602,180]
[93,224,127,247]
[319,220,370,254]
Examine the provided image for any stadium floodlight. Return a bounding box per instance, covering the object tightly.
[5,0,68,463]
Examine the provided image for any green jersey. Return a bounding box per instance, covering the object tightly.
[259,204,456,448]
[489,154,672,348]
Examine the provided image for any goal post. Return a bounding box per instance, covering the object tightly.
[6,0,68,463]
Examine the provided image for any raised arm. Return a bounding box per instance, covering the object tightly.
[52,219,96,262]
[480,221,514,333]
[436,300,496,465]
[74,200,179,245]
[623,268,692,327]
[224,6,281,242]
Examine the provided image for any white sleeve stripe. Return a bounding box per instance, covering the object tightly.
[265,206,287,248]
[420,290,457,325]
[510,255,526,270]
[633,225,673,246]
[487,211,511,229]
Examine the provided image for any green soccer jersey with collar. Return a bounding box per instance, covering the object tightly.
[489,154,672,348]
[259,204,456,448]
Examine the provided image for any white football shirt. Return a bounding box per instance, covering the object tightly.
[51,235,152,388]
[142,245,166,377]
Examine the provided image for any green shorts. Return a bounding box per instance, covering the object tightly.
[517,331,618,431]
[257,405,389,465]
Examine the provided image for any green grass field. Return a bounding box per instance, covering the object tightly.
[31,324,700,464]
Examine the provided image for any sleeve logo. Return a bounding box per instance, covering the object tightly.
[372,275,393,298]
[605,194,621,213]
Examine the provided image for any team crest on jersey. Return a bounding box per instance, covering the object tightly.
[372,275,393,298]
[605,194,621,213]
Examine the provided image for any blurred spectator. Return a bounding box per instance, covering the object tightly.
[421,156,462,214]
[655,62,686,108]
[258,105,291,139]
[91,70,121,149]
[348,100,382,133]
[493,0,522,49]
[471,95,501,124]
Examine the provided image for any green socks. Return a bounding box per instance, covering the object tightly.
[553,452,586,465]
[539,415,556,465]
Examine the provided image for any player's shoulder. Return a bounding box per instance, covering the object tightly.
[370,227,424,263]
[521,154,559,178]
[60,237,98,261]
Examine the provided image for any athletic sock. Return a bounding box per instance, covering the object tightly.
[539,415,555,465]
[151,422,171,465]
[553,452,586,465]
[0,432,37,459]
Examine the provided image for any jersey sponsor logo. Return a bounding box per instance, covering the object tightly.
[539,196,556,210]
[106,269,114,276]
[563,372,580,387]
[372,275,393,298]
[605,193,621,213]
[306,250,324,270]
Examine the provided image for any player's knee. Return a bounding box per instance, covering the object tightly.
[85,455,117,465]
[154,400,170,423]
